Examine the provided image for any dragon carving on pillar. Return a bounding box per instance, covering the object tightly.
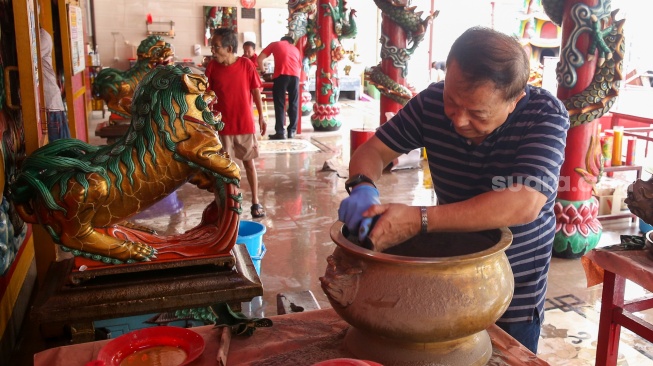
[288,0,320,116]
[367,0,436,106]
[544,0,625,258]
[324,1,357,41]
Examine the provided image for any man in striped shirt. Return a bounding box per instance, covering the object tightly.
[338,27,569,353]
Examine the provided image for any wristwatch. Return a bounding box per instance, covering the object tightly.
[345,174,377,194]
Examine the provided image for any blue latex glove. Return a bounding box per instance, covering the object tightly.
[358,215,380,247]
[338,185,380,234]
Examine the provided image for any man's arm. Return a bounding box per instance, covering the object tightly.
[364,152,556,249]
[257,52,269,73]
[348,136,402,184]
[430,186,546,230]
[251,88,266,135]
[364,183,547,252]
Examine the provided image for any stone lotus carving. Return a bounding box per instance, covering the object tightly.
[10,65,241,265]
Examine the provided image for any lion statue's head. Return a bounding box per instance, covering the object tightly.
[137,35,175,68]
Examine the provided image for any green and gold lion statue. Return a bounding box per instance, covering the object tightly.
[93,35,175,119]
[10,65,241,265]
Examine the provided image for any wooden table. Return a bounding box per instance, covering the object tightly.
[34,308,549,366]
[584,247,653,366]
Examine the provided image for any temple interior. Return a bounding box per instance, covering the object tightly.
[5,99,653,365]
[5,0,653,365]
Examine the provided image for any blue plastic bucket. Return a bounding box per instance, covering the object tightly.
[250,244,267,275]
[237,221,267,274]
[640,218,653,234]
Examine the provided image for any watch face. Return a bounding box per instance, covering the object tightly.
[241,0,256,8]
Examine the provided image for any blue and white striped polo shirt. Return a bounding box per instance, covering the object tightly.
[376,81,569,323]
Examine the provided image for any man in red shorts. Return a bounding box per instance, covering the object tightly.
[205,28,267,218]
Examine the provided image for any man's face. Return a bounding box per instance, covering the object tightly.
[243,45,255,57]
[210,36,231,63]
[443,60,524,144]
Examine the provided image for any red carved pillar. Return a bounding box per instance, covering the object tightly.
[380,14,406,124]
[296,36,313,120]
[552,0,624,258]
[311,0,341,131]
[295,36,307,134]
[557,0,599,203]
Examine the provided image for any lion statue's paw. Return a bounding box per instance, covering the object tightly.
[62,239,157,265]
[112,240,158,262]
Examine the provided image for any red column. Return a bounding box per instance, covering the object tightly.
[311,0,341,131]
[298,34,313,122]
[295,36,307,134]
[380,14,406,124]
[553,0,624,258]
[557,0,600,203]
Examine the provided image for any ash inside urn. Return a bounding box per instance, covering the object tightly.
[348,229,501,257]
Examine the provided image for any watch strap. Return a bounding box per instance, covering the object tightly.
[345,174,377,194]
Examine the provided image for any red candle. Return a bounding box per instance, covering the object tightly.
[350,129,376,157]
[626,137,637,165]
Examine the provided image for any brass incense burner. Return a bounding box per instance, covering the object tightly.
[321,222,514,365]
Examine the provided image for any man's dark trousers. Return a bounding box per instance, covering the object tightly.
[272,75,300,135]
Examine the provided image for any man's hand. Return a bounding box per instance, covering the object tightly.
[259,116,267,135]
[362,203,422,252]
[338,185,380,234]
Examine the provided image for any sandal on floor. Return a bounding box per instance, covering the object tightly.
[251,203,266,218]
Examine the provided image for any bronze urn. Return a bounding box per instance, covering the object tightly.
[320,222,514,365]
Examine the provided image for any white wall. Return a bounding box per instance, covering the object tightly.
[93,0,285,70]
[93,0,511,92]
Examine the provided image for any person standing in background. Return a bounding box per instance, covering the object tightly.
[431,61,446,82]
[242,41,258,67]
[40,27,71,141]
[205,28,267,218]
[257,36,301,140]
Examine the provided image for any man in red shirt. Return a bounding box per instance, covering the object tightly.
[257,36,301,139]
[242,41,258,67]
[205,28,267,218]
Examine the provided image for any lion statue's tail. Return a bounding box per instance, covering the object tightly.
[10,139,107,219]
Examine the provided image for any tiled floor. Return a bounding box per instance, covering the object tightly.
[8,96,653,365]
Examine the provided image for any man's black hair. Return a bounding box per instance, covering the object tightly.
[280,36,294,44]
[213,28,238,53]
